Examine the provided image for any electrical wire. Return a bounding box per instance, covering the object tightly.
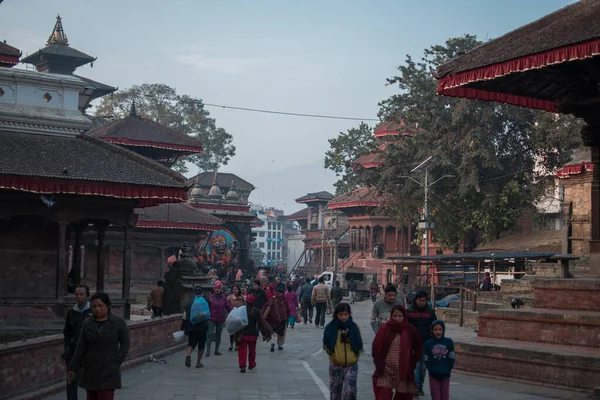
[178,98,379,121]
[204,103,378,121]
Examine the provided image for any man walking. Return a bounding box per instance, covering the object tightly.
[347,278,358,304]
[407,290,438,397]
[147,280,164,318]
[311,276,331,329]
[205,281,232,356]
[63,285,93,400]
[370,283,404,332]
[299,278,314,324]
[330,280,344,310]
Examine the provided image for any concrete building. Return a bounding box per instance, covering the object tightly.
[251,204,284,267]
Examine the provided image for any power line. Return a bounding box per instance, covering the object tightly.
[188,99,379,121]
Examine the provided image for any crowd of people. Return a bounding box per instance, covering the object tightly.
[62,274,455,400]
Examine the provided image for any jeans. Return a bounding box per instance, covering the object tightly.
[205,320,224,354]
[414,350,427,390]
[314,302,327,327]
[301,299,313,322]
[330,362,358,400]
[66,362,80,400]
[429,377,450,400]
[151,306,163,318]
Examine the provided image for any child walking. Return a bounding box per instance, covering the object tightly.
[323,303,363,400]
[236,294,272,373]
[424,320,455,400]
[372,305,422,400]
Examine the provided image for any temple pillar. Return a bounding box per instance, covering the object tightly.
[122,225,133,319]
[382,227,387,255]
[307,208,312,232]
[71,222,86,287]
[56,222,68,298]
[369,226,374,255]
[395,227,399,252]
[95,221,108,292]
[581,121,600,272]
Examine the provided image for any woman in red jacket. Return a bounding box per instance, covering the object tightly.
[372,304,422,400]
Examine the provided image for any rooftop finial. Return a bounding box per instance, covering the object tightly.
[208,172,222,199]
[47,15,69,46]
[129,101,138,117]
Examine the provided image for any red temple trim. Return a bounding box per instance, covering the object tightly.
[136,221,220,231]
[328,201,382,210]
[437,38,600,112]
[0,55,19,65]
[0,176,187,207]
[104,137,204,153]
[556,162,594,178]
[189,203,251,212]
[361,162,381,169]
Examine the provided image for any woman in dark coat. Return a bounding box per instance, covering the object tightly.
[68,292,130,400]
[481,272,492,291]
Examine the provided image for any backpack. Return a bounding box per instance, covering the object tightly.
[190,296,210,324]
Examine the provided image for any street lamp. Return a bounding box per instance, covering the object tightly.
[399,157,454,257]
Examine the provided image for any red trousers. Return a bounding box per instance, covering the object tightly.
[237,337,257,368]
[372,387,413,400]
[86,390,115,400]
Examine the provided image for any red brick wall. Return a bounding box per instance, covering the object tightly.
[531,278,600,312]
[0,314,183,400]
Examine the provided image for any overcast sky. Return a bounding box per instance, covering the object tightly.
[1,0,575,213]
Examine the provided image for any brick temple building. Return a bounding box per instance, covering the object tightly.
[0,16,191,328]
[326,122,447,284]
[288,191,350,276]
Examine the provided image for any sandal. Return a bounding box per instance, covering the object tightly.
[195,362,204,368]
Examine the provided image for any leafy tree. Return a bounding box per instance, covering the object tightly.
[324,122,378,194]
[376,35,582,250]
[95,83,235,174]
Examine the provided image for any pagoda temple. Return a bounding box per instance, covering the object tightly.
[288,191,350,277]
[326,122,448,284]
[0,15,191,325]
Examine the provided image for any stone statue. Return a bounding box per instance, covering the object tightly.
[169,242,198,277]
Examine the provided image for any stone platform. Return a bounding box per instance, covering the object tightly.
[453,277,600,393]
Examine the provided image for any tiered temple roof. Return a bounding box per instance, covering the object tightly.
[21,15,96,75]
[295,191,334,204]
[0,131,188,207]
[135,203,223,231]
[374,121,417,141]
[87,103,204,166]
[327,187,383,210]
[0,41,21,67]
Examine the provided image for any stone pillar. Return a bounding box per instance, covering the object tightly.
[122,225,133,319]
[382,227,387,255]
[71,222,85,287]
[95,221,108,292]
[581,122,600,270]
[395,227,399,252]
[369,226,374,255]
[56,222,68,298]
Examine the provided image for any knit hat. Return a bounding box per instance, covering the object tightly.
[214,281,223,290]
[246,294,256,304]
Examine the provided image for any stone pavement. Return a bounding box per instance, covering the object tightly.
[44,299,590,400]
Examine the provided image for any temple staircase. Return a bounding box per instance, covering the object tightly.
[451,277,600,392]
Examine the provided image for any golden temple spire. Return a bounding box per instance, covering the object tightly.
[47,15,69,46]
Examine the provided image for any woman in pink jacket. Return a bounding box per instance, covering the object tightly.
[283,284,298,329]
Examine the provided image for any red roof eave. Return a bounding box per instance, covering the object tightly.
[328,201,382,210]
[136,221,221,231]
[104,137,203,154]
[437,38,600,113]
[0,176,187,208]
[0,55,19,65]
[556,162,594,178]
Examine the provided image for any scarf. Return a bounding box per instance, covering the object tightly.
[323,316,363,356]
[73,301,90,313]
[372,304,413,377]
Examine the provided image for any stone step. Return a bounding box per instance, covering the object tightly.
[501,293,535,309]
[438,307,479,328]
[478,308,600,348]
[449,300,503,312]
[475,292,504,304]
[499,278,533,294]
[531,278,600,312]
[454,336,600,391]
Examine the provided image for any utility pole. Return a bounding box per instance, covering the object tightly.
[401,156,453,259]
